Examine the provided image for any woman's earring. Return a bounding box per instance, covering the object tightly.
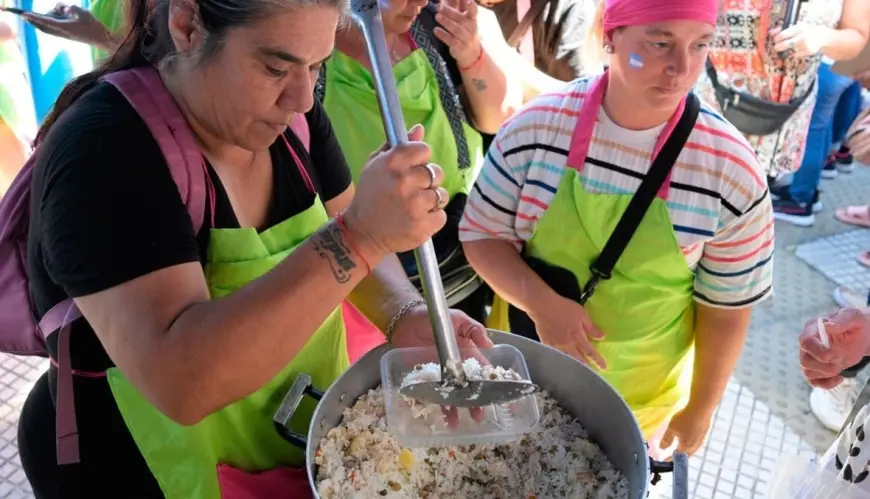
[604,45,614,54]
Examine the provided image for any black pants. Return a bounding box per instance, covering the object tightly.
[19,373,162,499]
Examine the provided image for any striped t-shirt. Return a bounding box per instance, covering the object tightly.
[459,77,774,309]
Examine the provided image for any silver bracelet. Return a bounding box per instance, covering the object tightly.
[385,299,427,342]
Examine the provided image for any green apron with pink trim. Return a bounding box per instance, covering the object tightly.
[105,153,348,498]
[492,74,696,439]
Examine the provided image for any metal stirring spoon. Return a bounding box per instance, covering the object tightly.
[349,0,538,408]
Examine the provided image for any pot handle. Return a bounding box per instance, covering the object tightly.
[273,374,324,449]
[650,453,688,499]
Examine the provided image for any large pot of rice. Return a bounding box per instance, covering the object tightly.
[274,330,688,498]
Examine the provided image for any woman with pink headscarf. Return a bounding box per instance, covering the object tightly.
[461,0,774,456]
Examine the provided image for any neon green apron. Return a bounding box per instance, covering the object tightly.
[322,49,483,198]
[89,0,125,63]
[106,195,348,498]
[491,74,696,438]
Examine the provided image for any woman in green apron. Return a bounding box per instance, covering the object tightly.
[461,0,775,458]
[19,0,490,497]
[318,0,523,322]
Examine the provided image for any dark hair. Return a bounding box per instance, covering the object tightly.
[36,0,347,144]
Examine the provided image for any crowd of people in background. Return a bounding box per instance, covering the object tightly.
[2,0,870,496]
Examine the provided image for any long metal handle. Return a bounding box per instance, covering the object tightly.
[351,5,466,384]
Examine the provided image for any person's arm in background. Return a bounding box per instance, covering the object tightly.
[433,0,522,134]
[21,3,121,52]
[822,0,870,61]
[482,29,566,102]
[529,0,597,82]
[773,0,870,61]
[476,0,598,103]
[459,108,549,315]
[661,150,776,455]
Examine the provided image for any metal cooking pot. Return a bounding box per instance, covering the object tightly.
[274,330,689,498]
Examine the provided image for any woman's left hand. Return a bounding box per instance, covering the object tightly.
[390,304,493,351]
[433,0,483,69]
[660,405,713,456]
[773,24,832,58]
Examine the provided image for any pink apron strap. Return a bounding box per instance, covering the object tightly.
[405,31,418,50]
[516,0,535,63]
[565,72,689,200]
[42,301,86,465]
[280,134,315,194]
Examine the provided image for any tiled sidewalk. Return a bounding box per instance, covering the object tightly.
[0,356,44,498]
[1,167,868,498]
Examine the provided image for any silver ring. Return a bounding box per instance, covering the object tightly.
[421,163,437,189]
[430,187,443,212]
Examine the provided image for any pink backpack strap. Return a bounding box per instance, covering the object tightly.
[38,300,82,465]
[49,67,210,467]
[289,113,310,151]
[103,67,207,234]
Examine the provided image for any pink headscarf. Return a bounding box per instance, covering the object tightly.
[602,0,719,33]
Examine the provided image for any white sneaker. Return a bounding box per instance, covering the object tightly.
[833,286,869,309]
[810,379,859,432]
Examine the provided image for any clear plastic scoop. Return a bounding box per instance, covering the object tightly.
[817,317,831,349]
[349,0,538,408]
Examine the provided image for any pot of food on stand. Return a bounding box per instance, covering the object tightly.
[270,0,688,495]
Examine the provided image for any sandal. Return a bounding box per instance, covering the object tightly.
[835,205,870,229]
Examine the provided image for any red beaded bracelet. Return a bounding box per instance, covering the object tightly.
[459,45,484,72]
[335,212,372,276]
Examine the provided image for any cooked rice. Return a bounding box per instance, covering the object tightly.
[314,384,630,498]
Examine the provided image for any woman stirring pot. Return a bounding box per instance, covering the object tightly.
[460,0,775,457]
[17,0,490,497]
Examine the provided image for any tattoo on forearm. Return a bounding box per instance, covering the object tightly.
[311,222,358,284]
[472,78,488,92]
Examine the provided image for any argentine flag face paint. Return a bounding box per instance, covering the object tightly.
[629,53,644,69]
